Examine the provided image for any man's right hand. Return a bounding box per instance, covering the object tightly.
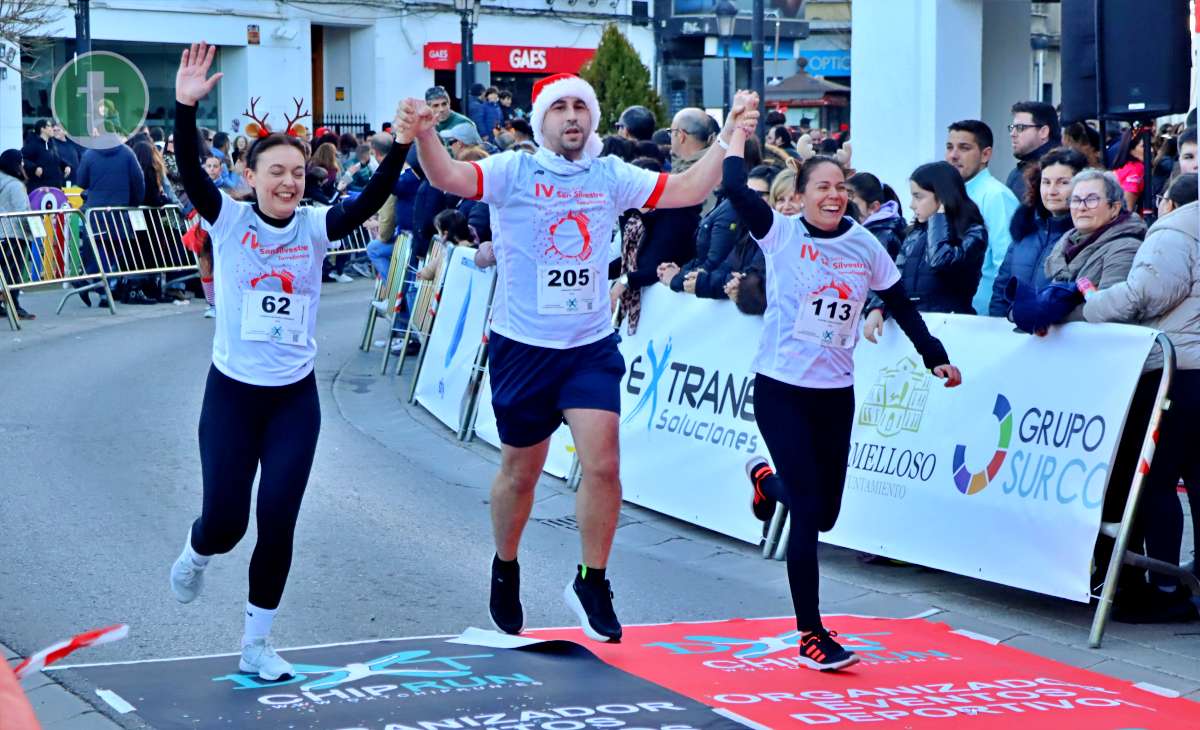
[175,42,223,106]
[397,99,437,143]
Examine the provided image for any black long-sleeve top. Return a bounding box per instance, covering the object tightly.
[721,155,950,371]
[174,102,409,238]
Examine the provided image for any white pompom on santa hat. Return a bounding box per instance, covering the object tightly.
[528,73,603,158]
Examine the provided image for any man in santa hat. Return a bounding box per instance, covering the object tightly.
[399,75,758,643]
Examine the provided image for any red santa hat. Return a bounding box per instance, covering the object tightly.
[529,73,603,158]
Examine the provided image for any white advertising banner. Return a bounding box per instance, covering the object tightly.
[414,245,496,433]
[617,285,1158,602]
[473,371,578,479]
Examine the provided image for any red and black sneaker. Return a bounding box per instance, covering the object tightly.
[745,457,777,522]
[797,629,859,671]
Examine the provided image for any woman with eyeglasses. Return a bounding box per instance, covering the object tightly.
[1074,173,1199,623]
[989,147,1088,317]
[1042,169,1146,322]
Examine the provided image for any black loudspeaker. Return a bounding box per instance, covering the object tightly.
[1059,0,1097,124]
[631,0,649,25]
[1063,0,1192,123]
[1096,0,1192,120]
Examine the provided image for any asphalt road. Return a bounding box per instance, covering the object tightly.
[0,281,793,665]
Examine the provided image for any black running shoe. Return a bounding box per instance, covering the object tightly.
[797,629,859,671]
[564,569,622,642]
[489,555,524,635]
[745,456,777,522]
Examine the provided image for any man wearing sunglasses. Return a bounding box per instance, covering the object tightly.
[1006,100,1060,201]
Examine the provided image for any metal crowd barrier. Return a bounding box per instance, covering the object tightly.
[359,233,413,362]
[1089,334,1200,646]
[401,244,451,393]
[80,206,193,297]
[0,208,110,331]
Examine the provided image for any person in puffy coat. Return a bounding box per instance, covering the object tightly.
[847,171,905,259]
[1043,168,1146,322]
[864,161,986,337]
[0,149,35,319]
[990,146,1086,317]
[1078,176,1199,623]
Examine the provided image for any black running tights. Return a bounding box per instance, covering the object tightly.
[754,373,855,633]
[191,365,321,609]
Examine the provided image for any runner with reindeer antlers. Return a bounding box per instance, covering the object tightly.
[167,42,412,680]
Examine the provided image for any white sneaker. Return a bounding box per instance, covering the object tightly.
[371,299,390,315]
[203,305,216,319]
[169,534,207,603]
[334,273,354,283]
[239,638,294,681]
[350,262,372,278]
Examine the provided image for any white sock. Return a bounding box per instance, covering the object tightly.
[184,530,210,567]
[242,602,277,646]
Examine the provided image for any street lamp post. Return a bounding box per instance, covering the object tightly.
[715,0,737,123]
[454,0,478,120]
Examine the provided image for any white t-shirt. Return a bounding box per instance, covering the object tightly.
[470,150,667,349]
[209,194,334,386]
[753,211,900,389]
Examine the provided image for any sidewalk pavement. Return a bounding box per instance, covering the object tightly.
[4,644,122,729]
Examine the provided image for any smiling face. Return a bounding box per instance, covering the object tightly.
[945,130,990,181]
[1039,162,1076,215]
[244,144,307,219]
[542,96,591,160]
[908,180,939,223]
[1069,178,1118,235]
[799,161,848,231]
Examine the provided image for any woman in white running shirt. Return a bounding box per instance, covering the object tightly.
[724,118,963,672]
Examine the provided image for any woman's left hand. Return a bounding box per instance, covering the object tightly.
[933,364,962,387]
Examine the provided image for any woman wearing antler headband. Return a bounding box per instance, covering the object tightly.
[166,41,412,682]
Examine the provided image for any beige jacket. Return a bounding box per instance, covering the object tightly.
[1044,213,1147,321]
[1083,202,1200,370]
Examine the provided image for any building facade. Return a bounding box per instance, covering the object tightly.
[2,0,654,151]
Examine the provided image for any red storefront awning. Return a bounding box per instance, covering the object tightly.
[423,43,596,74]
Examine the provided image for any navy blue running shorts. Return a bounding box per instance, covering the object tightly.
[487,331,626,448]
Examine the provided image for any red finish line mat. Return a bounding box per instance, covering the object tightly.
[51,616,1198,729]
[534,616,1200,729]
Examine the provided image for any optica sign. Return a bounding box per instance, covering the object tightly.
[423,43,596,74]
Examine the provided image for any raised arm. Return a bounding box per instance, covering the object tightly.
[398,99,480,200]
[720,127,775,240]
[174,43,224,224]
[327,104,412,240]
[655,91,760,210]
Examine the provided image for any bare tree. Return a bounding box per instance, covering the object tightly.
[0,0,63,77]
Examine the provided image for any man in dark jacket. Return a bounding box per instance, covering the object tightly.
[77,143,144,209]
[661,166,771,295]
[468,84,503,143]
[21,119,69,190]
[51,123,82,179]
[1006,101,1059,201]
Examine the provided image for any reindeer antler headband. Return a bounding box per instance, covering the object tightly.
[243,97,311,139]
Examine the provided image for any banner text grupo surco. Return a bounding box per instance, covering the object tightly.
[616,286,1156,602]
